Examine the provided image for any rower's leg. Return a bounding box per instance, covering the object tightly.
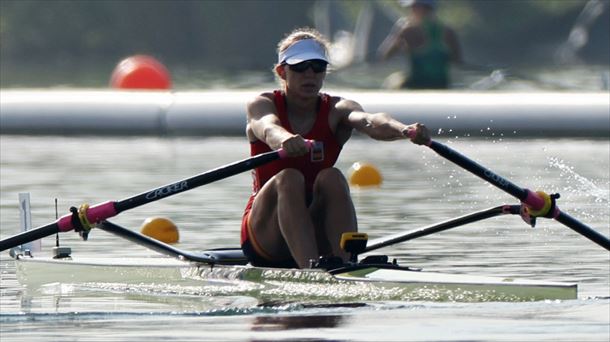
[309,168,356,261]
[249,168,319,268]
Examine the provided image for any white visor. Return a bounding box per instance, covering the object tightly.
[278,39,328,65]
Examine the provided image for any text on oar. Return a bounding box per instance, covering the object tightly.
[145,181,189,200]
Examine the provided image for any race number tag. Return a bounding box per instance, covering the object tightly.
[311,141,324,162]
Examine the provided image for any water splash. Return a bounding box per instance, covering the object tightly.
[548,157,609,203]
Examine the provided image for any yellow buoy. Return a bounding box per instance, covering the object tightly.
[140,217,179,244]
[348,162,382,187]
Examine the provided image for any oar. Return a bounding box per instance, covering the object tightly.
[0,148,289,252]
[419,138,610,251]
[365,205,520,253]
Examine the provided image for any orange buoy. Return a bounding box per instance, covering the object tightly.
[140,217,179,244]
[110,55,171,89]
[348,162,383,187]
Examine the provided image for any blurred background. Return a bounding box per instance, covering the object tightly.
[1,0,608,90]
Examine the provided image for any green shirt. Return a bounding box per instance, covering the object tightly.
[404,19,450,89]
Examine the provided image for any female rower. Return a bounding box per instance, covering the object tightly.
[242,27,430,268]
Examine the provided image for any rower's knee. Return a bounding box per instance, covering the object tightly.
[314,168,349,194]
[275,168,305,193]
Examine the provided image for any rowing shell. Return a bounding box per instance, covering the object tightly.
[13,252,577,302]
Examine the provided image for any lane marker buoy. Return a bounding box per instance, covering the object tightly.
[348,162,382,187]
[140,217,179,244]
[110,55,171,90]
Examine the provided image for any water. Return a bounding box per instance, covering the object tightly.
[1,135,609,341]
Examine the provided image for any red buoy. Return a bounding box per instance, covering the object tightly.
[110,55,171,90]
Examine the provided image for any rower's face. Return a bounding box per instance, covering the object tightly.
[278,61,326,97]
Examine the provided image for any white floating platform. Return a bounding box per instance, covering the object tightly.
[1,89,608,137]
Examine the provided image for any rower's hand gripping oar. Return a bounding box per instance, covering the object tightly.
[0,142,311,252]
[406,130,610,251]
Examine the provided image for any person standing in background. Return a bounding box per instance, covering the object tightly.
[377,0,462,89]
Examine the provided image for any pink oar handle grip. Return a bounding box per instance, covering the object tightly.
[277,139,314,159]
[405,128,432,146]
[56,201,118,232]
[406,128,416,139]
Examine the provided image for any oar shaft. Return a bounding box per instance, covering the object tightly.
[425,139,610,251]
[428,141,528,201]
[555,212,610,251]
[114,149,282,212]
[0,223,59,251]
[0,149,284,252]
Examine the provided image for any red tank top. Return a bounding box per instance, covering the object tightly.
[250,90,342,195]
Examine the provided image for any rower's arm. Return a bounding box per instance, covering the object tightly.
[337,98,429,144]
[246,95,308,156]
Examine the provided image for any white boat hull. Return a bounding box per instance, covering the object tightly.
[13,255,577,302]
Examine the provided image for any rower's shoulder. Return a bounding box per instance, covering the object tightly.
[249,91,275,104]
[329,95,363,113]
[247,92,275,112]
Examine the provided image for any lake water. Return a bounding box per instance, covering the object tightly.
[0,135,609,341]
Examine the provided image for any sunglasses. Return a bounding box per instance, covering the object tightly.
[287,60,328,73]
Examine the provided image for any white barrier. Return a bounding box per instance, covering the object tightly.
[1,89,608,137]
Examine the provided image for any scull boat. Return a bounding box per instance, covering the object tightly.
[10,217,577,302]
[10,246,577,302]
[2,138,608,302]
